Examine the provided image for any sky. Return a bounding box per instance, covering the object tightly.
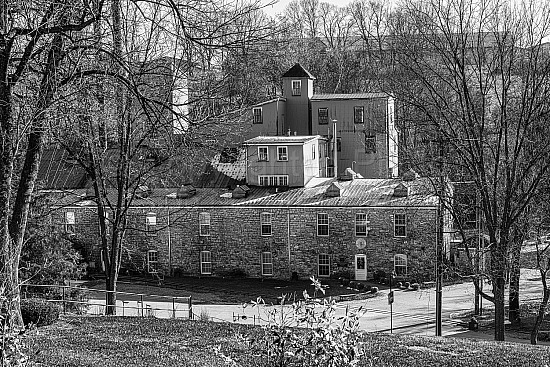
[262,0,353,16]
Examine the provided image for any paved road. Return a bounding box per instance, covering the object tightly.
[85,268,546,342]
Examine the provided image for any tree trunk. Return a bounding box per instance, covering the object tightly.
[494,275,506,341]
[492,241,507,341]
[531,286,549,345]
[105,272,117,315]
[508,248,521,326]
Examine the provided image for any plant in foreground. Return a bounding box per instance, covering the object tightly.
[251,276,364,367]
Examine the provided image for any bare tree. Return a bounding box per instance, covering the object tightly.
[0,0,104,326]
[384,0,550,341]
[49,0,274,315]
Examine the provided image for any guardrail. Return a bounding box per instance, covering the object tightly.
[22,284,193,319]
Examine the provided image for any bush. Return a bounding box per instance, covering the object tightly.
[364,285,372,292]
[225,268,247,278]
[341,278,350,286]
[370,287,379,294]
[356,282,365,291]
[348,281,358,289]
[21,298,60,326]
[411,283,420,291]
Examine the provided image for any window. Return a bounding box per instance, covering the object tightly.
[261,252,273,276]
[317,213,329,236]
[253,107,263,124]
[65,211,75,234]
[394,254,407,276]
[312,144,316,160]
[394,213,406,237]
[318,108,329,125]
[259,175,288,186]
[103,212,110,236]
[261,212,272,236]
[291,80,301,96]
[146,213,157,236]
[200,251,212,274]
[318,254,330,277]
[277,146,288,161]
[337,138,341,152]
[354,106,364,124]
[199,212,210,236]
[355,213,368,236]
[258,146,269,161]
[365,135,376,154]
[147,250,158,273]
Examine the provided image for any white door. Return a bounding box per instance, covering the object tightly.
[355,254,367,280]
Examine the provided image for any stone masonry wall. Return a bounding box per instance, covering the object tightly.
[55,203,438,282]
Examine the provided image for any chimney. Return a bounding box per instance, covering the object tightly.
[287,129,291,136]
[293,131,297,136]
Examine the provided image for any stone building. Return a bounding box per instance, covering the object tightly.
[50,172,450,282]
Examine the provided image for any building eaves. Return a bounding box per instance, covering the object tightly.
[311,93,390,101]
[244,135,323,145]
[252,97,286,108]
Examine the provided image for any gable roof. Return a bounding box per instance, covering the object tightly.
[282,63,315,79]
[56,177,438,209]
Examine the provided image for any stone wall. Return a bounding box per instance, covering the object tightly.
[55,203,439,282]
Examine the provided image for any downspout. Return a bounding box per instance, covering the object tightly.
[166,197,172,275]
[287,208,292,278]
[276,98,279,135]
[332,119,338,178]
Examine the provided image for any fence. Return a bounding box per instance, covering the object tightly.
[22,284,193,319]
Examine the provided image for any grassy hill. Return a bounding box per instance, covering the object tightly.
[25,316,550,366]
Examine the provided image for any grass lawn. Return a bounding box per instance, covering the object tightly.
[26,315,550,366]
[81,275,382,304]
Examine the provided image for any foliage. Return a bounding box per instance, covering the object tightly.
[250,277,363,367]
[19,228,86,287]
[1,286,28,367]
[20,298,60,327]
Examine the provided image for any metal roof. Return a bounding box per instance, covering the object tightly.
[311,93,390,101]
[244,135,323,145]
[282,63,315,79]
[252,97,286,108]
[57,177,438,209]
[38,149,89,190]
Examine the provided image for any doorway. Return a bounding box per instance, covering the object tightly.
[354,254,367,280]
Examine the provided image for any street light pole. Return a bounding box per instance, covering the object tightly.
[435,132,444,337]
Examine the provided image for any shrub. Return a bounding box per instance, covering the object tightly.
[348,281,358,289]
[411,283,420,291]
[356,282,365,291]
[251,276,364,367]
[364,285,372,292]
[226,268,247,278]
[21,298,60,326]
[405,281,411,289]
[370,287,379,294]
[341,278,350,287]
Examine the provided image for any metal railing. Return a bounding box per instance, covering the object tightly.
[22,284,193,319]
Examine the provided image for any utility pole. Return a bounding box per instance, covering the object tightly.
[435,132,444,337]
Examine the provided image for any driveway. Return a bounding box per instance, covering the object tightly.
[84,268,547,342]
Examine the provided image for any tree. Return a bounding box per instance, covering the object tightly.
[383,0,550,341]
[48,0,274,315]
[0,0,104,327]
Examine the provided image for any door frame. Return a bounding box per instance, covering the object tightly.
[354,254,367,281]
